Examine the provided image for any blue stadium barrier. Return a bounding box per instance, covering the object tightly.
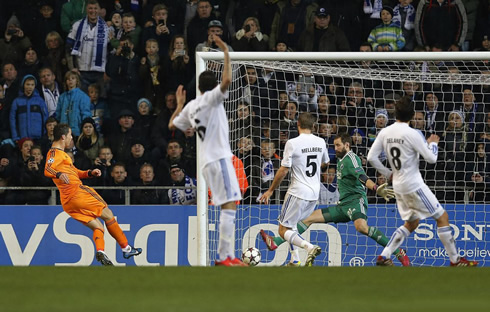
[0,204,488,266]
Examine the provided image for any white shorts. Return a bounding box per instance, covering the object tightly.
[203,158,242,206]
[396,184,445,222]
[279,193,317,229]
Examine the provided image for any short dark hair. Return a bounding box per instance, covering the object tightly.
[335,133,352,146]
[298,112,315,130]
[87,0,99,6]
[45,116,58,125]
[395,97,415,122]
[53,123,71,141]
[198,70,218,93]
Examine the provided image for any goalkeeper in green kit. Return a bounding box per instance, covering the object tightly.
[260,133,410,266]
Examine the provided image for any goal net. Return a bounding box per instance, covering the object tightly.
[197,51,490,267]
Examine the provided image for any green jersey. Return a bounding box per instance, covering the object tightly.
[336,150,367,202]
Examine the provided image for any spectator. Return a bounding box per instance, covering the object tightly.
[17,47,43,82]
[437,110,468,197]
[17,145,52,204]
[415,0,467,51]
[383,93,401,125]
[55,71,91,137]
[141,4,176,59]
[187,0,220,57]
[2,63,21,110]
[126,138,154,182]
[7,138,35,196]
[106,35,141,116]
[368,109,389,146]
[76,117,104,164]
[419,92,446,135]
[33,1,60,56]
[61,0,88,34]
[38,67,61,117]
[0,15,32,65]
[139,39,165,113]
[102,163,131,205]
[93,146,115,185]
[297,7,350,52]
[236,135,260,202]
[167,163,198,205]
[458,87,485,134]
[319,166,339,205]
[196,20,234,52]
[41,31,68,85]
[317,123,335,147]
[480,112,490,142]
[410,110,427,137]
[229,102,261,145]
[402,80,422,101]
[150,91,183,157]
[253,139,281,204]
[156,139,196,185]
[66,0,109,91]
[134,98,156,142]
[280,101,299,126]
[268,0,317,51]
[131,163,169,204]
[367,6,405,51]
[240,66,270,118]
[275,40,290,52]
[232,17,269,52]
[337,82,376,132]
[393,0,416,51]
[87,83,108,135]
[108,109,141,165]
[350,128,368,167]
[465,142,489,202]
[107,11,122,41]
[9,75,48,142]
[38,116,58,155]
[163,35,193,95]
[110,12,142,53]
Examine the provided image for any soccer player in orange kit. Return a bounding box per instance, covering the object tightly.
[44,123,142,266]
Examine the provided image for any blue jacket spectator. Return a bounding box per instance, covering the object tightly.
[55,71,91,137]
[9,75,48,141]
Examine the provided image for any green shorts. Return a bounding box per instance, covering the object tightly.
[328,197,368,223]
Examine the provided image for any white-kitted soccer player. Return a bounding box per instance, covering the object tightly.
[367,97,478,267]
[259,112,330,266]
[169,35,246,266]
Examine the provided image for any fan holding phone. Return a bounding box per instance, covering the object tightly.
[231,17,269,52]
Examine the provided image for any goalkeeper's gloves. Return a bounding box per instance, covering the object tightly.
[375,183,395,201]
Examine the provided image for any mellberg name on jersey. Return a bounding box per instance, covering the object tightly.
[301,147,323,153]
[386,138,405,144]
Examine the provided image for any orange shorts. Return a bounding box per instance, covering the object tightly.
[63,185,108,224]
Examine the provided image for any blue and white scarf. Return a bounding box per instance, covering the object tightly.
[71,16,108,71]
[363,0,383,19]
[393,4,416,30]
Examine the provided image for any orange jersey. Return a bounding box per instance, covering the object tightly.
[44,148,90,205]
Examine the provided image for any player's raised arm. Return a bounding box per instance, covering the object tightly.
[169,85,186,131]
[213,35,231,92]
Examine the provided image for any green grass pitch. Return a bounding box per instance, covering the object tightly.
[0,267,488,312]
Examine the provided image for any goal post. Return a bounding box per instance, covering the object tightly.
[195,51,490,267]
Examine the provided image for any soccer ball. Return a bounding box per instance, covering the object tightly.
[242,247,261,266]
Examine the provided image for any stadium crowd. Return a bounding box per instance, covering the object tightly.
[0,0,489,205]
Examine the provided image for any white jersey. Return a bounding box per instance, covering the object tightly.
[173,86,232,170]
[367,122,438,194]
[282,133,330,200]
